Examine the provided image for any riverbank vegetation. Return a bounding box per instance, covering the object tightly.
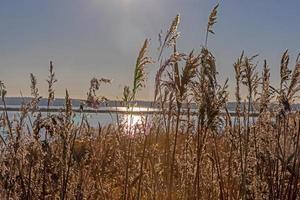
[0,4,300,199]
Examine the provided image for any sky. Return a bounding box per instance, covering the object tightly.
[0,0,300,100]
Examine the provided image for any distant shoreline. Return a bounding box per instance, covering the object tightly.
[0,106,260,117]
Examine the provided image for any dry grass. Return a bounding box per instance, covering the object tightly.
[0,3,300,200]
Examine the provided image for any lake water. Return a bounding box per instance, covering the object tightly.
[0,104,257,139]
[1,106,158,133]
[0,106,160,140]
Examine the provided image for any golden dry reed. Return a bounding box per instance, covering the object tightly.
[0,4,300,200]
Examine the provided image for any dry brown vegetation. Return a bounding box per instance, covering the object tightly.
[0,4,300,200]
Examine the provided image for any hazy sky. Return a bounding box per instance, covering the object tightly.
[0,0,300,100]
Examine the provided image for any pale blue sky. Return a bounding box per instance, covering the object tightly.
[0,0,300,100]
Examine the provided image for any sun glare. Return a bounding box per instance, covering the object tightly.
[124,114,142,127]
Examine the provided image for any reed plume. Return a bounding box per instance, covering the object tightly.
[205,3,219,47]
[132,39,152,100]
[158,14,180,60]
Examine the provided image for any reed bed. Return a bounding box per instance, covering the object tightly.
[0,4,300,200]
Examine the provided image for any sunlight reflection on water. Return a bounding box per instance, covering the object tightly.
[119,107,152,135]
[1,106,157,137]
